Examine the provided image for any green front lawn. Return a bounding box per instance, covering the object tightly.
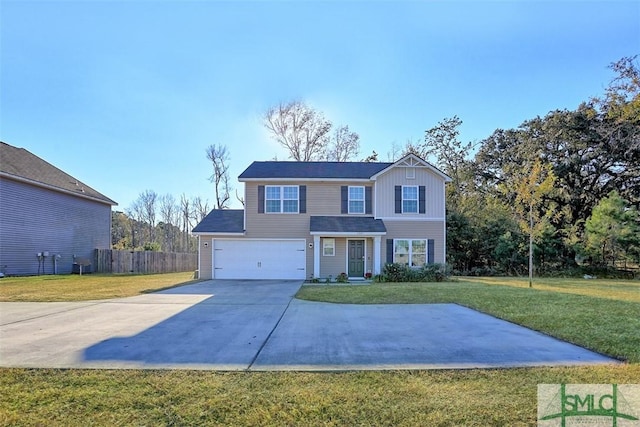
[2,366,639,426]
[0,272,197,302]
[1,275,638,425]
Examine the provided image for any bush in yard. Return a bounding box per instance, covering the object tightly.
[422,263,450,282]
[381,263,450,282]
[373,273,387,283]
[336,272,349,283]
[382,263,408,282]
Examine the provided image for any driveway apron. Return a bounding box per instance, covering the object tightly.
[0,280,617,370]
[252,300,616,370]
[0,280,302,370]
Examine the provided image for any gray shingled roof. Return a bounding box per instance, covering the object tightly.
[239,161,394,180]
[0,141,117,205]
[192,209,245,233]
[310,216,387,233]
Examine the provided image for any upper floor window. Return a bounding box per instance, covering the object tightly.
[402,186,418,213]
[348,186,365,214]
[395,185,425,215]
[265,185,299,213]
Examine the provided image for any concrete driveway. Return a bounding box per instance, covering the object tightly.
[0,280,617,370]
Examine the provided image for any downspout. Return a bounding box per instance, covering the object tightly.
[197,235,201,279]
[443,182,447,264]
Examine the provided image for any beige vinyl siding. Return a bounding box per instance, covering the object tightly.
[245,181,379,278]
[198,237,212,279]
[306,182,342,215]
[383,220,446,264]
[246,182,306,234]
[318,237,374,279]
[245,181,375,226]
[319,237,347,278]
[375,167,445,218]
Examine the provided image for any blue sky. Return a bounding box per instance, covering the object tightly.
[1,1,638,211]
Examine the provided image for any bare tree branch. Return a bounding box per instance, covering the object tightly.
[180,193,193,251]
[192,196,210,222]
[235,188,245,207]
[206,144,231,209]
[159,194,178,252]
[134,189,158,246]
[326,125,360,161]
[264,100,332,161]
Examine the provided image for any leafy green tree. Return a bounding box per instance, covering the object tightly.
[494,231,527,276]
[438,56,639,276]
[595,55,640,122]
[473,57,639,270]
[584,191,640,267]
[513,159,557,286]
[405,116,474,209]
[111,211,132,249]
[446,210,474,272]
[447,193,521,275]
[422,116,472,188]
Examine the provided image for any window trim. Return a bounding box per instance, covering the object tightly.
[393,238,427,267]
[348,185,365,214]
[323,238,335,256]
[402,185,419,214]
[265,185,299,214]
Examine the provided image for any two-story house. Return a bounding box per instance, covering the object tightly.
[192,154,451,280]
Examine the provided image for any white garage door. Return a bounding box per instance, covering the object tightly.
[212,239,306,280]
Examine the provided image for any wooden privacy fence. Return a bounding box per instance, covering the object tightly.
[94,249,197,274]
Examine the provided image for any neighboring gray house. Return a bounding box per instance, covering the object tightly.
[0,141,117,275]
[193,154,451,280]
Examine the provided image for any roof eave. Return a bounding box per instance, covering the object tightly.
[238,177,374,182]
[192,231,246,236]
[310,231,387,236]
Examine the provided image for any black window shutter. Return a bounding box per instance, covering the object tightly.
[299,185,306,213]
[419,186,426,214]
[386,239,394,264]
[258,185,265,214]
[427,239,435,264]
[341,186,348,214]
[365,186,372,215]
[394,186,402,214]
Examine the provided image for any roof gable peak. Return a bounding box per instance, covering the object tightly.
[371,153,452,182]
[396,153,428,167]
